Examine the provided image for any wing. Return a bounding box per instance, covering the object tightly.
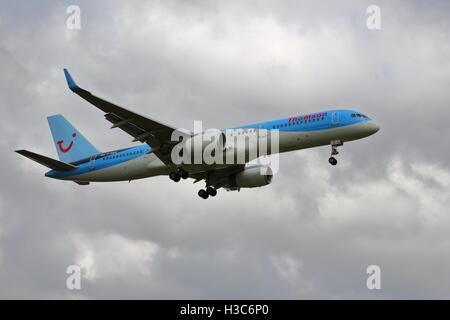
[63,69,191,165]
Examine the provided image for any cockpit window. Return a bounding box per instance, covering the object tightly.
[351,113,369,119]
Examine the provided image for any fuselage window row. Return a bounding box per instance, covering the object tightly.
[272,116,325,129]
[102,150,146,161]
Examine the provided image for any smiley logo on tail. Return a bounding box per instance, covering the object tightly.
[57,133,76,153]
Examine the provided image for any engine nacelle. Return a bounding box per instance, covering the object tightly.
[232,165,273,188]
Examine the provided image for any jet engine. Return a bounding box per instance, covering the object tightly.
[229,165,273,189]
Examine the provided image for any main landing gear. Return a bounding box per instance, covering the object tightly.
[329,139,343,166]
[169,169,218,199]
[198,186,217,199]
[169,168,189,182]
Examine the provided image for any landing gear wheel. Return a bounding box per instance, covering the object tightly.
[169,172,181,182]
[198,189,209,199]
[329,140,342,166]
[328,157,337,166]
[206,186,217,197]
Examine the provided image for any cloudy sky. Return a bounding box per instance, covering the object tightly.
[1,0,449,299]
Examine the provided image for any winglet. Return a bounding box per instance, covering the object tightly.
[63,68,81,92]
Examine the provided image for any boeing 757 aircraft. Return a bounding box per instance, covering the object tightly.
[16,69,380,199]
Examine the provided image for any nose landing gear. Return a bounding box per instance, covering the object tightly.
[329,139,343,166]
[328,157,338,165]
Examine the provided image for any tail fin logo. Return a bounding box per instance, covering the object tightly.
[57,133,76,153]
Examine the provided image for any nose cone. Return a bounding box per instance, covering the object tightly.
[366,120,380,134]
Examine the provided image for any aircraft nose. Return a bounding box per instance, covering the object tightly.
[366,120,380,134]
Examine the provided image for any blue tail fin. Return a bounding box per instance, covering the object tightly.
[47,114,100,163]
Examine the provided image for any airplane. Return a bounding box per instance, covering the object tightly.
[15,69,380,199]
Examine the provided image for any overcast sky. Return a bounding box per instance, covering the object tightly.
[1,0,449,299]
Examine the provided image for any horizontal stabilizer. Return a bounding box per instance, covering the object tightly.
[15,149,79,171]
